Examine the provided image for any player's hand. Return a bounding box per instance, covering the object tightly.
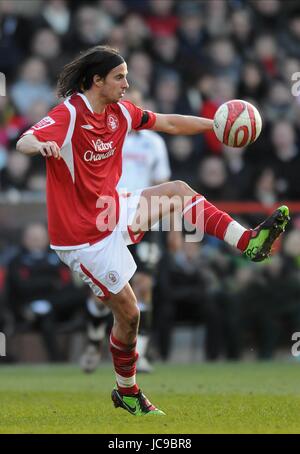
[38,141,61,159]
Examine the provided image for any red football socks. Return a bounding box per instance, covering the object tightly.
[183,195,250,251]
[183,195,233,240]
[110,333,139,395]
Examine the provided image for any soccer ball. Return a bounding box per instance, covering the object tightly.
[213,99,262,147]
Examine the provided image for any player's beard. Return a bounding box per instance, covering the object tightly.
[109,91,124,103]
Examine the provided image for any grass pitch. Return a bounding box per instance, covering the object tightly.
[0,361,299,434]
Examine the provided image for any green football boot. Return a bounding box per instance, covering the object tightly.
[111,388,166,416]
[244,205,290,262]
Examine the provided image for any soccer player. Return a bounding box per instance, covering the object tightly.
[80,88,171,374]
[17,45,290,416]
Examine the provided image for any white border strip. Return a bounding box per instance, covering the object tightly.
[182,196,205,217]
[77,92,94,113]
[118,102,132,135]
[50,242,90,250]
[61,97,76,183]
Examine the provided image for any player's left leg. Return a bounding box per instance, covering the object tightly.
[56,227,164,415]
[106,283,165,416]
[129,180,290,262]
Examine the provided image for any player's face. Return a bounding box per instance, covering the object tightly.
[100,62,129,103]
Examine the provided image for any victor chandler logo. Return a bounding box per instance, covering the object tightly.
[84,139,116,162]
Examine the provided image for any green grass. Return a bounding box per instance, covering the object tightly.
[0,362,300,433]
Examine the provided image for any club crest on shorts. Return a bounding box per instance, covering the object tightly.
[105,271,120,285]
[107,114,119,131]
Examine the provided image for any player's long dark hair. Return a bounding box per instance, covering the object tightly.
[57,45,124,98]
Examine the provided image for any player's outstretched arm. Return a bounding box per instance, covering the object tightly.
[151,113,214,135]
[16,135,61,159]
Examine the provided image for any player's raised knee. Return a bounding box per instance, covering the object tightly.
[171,180,192,197]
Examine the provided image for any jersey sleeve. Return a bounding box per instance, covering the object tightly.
[120,101,156,131]
[21,103,70,148]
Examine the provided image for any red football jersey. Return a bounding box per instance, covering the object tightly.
[22,93,156,249]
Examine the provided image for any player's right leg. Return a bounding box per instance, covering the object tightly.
[128,181,290,262]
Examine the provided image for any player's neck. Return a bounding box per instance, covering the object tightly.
[83,90,107,114]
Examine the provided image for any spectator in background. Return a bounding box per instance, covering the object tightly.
[197,155,240,201]
[253,34,279,79]
[127,51,153,97]
[268,120,300,200]
[222,144,255,200]
[0,149,30,192]
[168,135,200,188]
[195,72,216,110]
[10,57,55,116]
[214,76,237,105]
[264,80,296,123]
[64,4,113,53]
[154,71,180,114]
[6,223,87,362]
[249,0,283,33]
[35,0,71,37]
[208,37,241,83]
[99,0,127,22]
[145,0,178,38]
[204,0,228,37]
[30,28,69,84]
[154,71,191,115]
[238,60,268,104]
[105,24,129,60]
[0,0,33,77]
[151,34,180,75]
[176,2,208,83]
[123,13,150,53]
[278,7,300,59]
[229,7,254,59]
[251,167,278,207]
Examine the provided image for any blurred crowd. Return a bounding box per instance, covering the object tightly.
[1,0,300,362]
[1,0,300,199]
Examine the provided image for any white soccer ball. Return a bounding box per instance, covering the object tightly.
[213,99,262,147]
